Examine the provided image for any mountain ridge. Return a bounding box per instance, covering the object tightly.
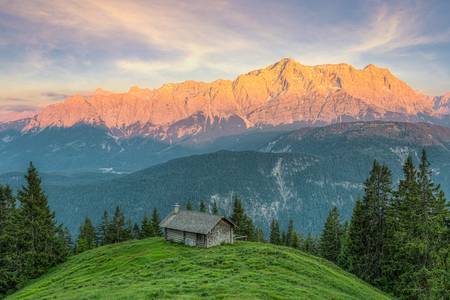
[6,58,449,141]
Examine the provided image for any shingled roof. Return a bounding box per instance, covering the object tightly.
[160,210,235,235]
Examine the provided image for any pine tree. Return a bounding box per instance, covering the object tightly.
[269,219,281,245]
[384,152,450,298]
[348,199,366,277]
[140,214,152,238]
[199,199,206,212]
[303,233,318,255]
[17,162,61,278]
[76,217,96,253]
[212,201,219,215]
[0,185,20,294]
[319,206,341,263]
[124,219,133,241]
[110,206,126,243]
[286,219,295,247]
[230,195,244,230]
[255,227,265,242]
[337,221,351,271]
[291,232,301,249]
[54,225,72,262]
[97,210,111,245]
[132,223,140,239]
[150,208,162,237]
[362,161,392,285]
[186,200,192,210]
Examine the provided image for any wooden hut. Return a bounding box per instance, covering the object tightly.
[160,204,235,248]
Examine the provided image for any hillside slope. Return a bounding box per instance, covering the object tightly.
[9,238,391,300]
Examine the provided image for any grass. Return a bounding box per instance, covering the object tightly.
[9,238,392,300]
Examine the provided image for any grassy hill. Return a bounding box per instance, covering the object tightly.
[9,238,391,300]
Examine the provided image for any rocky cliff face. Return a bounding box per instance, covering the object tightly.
[18,58,448,140]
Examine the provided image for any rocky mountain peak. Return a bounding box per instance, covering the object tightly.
[13,58,449,140]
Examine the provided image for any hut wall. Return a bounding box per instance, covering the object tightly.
[207,219,233,247]
[166,228,184,243]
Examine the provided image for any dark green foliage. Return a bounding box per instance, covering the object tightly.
[269,219,281,245]
[254,227,265,242]
[319,207,341,263]
[382,152,450,298]
[342,152,450,298]
[140,214,152,238]
[337,222,351,271]
[17,162,70,279]
[110,206,127,243]
[97,210,111,245]
[302,233,319,255]
[349,161,392,285]
[212,201,219,215]
[0,163,71,296]
[230,195,255,240]
[285,220,295,247]
[150,208,162,237]
[139,208,161,238]
[76,217,97,254]
[199,199,206,213]
[186,200,192,211]
[132,223,140,239]
[0,185,20,295]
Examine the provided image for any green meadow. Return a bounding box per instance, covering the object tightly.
[9,238,391,300]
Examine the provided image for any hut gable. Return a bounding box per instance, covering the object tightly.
[160,205,235,248]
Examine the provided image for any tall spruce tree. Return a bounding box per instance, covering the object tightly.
[337,221,351,271]
[150,208,162,237]
[269,219,281,245]
[53,225,72,262]
[348,198,366,278]
[285,219,296,247]
[0,185,20,295]
[212,201,219,215]
[76,217,97,253]
[254,227,265,242]
[230,195,255,240]
[384,152,450,298]
[303,233,318,255]
[131,223,140,239]
[97,210,111,245]
[186,200,192,211]
[110,206,126,243]
[140,214,152,238]
[199,199,206,213]
[362,161,392,285]
[17,162,62,278]
[319,206,341,263]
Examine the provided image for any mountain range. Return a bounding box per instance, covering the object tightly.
[1,58,449,174]
[1,58,450,234]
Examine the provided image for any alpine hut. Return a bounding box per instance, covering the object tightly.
[160,204,235,248]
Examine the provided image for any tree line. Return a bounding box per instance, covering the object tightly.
[75,207,162,254]
[0,163,72,296]
[316,150,449,299]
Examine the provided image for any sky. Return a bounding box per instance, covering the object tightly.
[0,0,450,117]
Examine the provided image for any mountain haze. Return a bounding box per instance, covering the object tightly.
[10,121,450,235]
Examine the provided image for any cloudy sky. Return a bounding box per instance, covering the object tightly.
[0,0,449,116]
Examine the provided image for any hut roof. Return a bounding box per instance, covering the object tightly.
[160,210,235,235]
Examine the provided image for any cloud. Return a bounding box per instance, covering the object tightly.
[349,3,450,54]
[0,0,449,101]
[41,92,68,101]
[0,104,40,113]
